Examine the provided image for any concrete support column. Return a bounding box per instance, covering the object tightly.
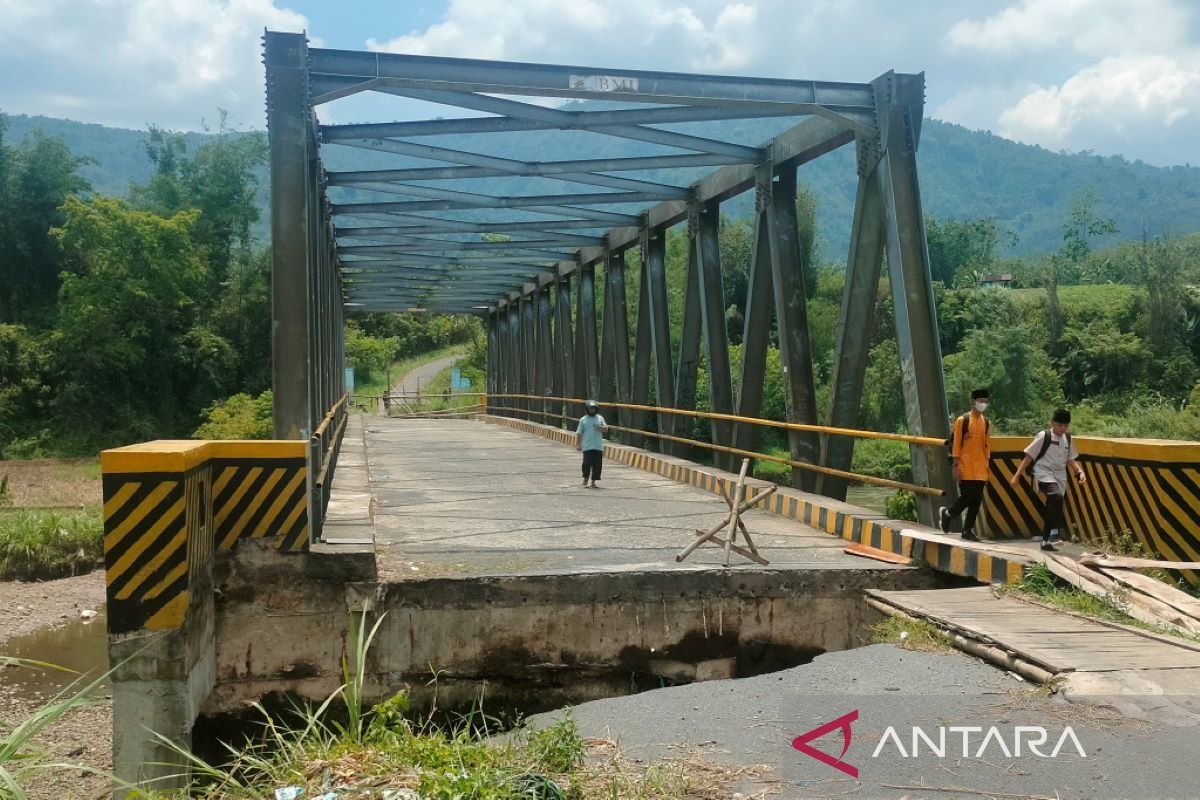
[104,456,217,796]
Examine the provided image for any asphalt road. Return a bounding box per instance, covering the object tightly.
[532,643,1200,799]
[390,354,460,397]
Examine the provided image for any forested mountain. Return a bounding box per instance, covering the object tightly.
[5,111,1199,258]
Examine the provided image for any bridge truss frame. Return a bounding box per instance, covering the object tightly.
[263,31,953,523]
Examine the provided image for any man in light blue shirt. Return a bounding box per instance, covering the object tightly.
[575,399,609,488]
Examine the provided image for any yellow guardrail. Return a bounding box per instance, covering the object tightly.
[485,394,944,497]
[486,393,943,447]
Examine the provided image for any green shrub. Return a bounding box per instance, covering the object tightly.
[0,509,103,580]
[851,439,912,482]
[193,390,273,439]
[884,489,918,522]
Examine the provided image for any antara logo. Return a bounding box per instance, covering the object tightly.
[791,711,1086,778]
[791,710,859,778]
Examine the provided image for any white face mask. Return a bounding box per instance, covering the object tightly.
[974,401,989,413]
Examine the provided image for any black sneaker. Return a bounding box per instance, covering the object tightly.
[939,506,951,534]
[962,530,979,542]
[1041,542,1056,551]
[1049,530,1062,544]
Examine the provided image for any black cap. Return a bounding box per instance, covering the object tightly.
[1052,409,1071,424]
[971,388,990,400]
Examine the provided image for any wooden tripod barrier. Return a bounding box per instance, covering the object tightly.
[676,458,776,566]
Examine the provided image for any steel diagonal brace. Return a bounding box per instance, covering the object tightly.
[387,88,764,161]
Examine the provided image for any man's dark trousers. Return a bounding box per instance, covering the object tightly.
[582,449,603,481]
[946,480,986,533]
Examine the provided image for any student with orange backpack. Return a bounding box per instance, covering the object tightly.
[940,388,991,542]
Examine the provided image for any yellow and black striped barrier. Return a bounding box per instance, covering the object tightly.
[984,436,1200,584]
[101,440,309,634]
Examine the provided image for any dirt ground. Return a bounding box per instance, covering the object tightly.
[0,458,102,509]
[0,689,112,800]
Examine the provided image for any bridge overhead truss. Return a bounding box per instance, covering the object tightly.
[264,31,954,522]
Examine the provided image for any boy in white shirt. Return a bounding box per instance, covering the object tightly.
[1009,409,1087,551]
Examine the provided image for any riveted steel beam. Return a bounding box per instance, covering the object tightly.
[821,155,886,500]
[766,165,820,491]
[874,72,952,524]
[308,48,877,110]
[324,153,747,183]
[643,228,676,443]
[673,223,703,458]
[693,199,734,470]
[605,251,633,434]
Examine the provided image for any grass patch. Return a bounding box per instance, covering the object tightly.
[352,345,466,404]
[1010,563,1137,625]
[870,615,954,653]
[0,508,103,580]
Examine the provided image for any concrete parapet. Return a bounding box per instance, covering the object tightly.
[985,436,1200,584]
[100,439,312,791]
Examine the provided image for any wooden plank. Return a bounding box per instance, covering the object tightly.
[1047,554,1200,634]
[844,542,913,565]
[869,587,1200,673]
[1098,568,1200,622]
[1080,553,1200,570]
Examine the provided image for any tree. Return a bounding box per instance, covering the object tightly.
[50,197,218,449]
[130,117,267,285]
[925,216,1008,287]
[0,123,91,323]
[1045,187,1118,351]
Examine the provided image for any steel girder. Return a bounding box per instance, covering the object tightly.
[290,42,880,311]
[267,33,953,509]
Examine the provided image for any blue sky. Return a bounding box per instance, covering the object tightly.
[0,1,1196,166]
[285,1,448,49]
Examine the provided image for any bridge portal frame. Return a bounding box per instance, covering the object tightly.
[264,30,954,522]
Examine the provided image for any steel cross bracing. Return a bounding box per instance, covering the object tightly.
[286,42,876,313]
[265,31,955,527]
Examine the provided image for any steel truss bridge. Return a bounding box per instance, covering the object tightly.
[262,30,953,525]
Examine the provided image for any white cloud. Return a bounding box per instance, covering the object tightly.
[0,0,1197,166]
[0,0,310,130]
[999,54,1200,151]
[946,0,1200,163]
[945,0,1191,57]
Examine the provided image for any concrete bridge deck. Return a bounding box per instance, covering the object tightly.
[357,417,897,580]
